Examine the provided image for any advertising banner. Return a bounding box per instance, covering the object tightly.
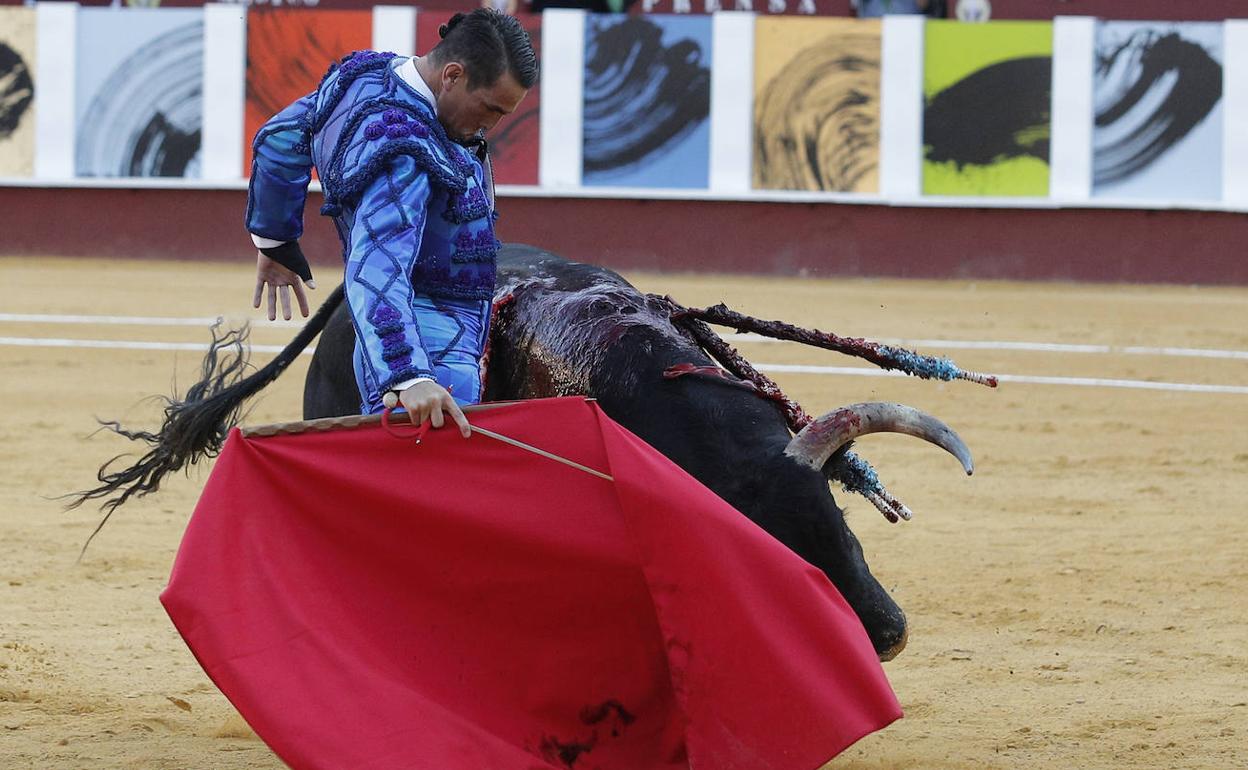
[923,20,1053,196]
[0,7,35,177]
[582,14,712,188]
[76,8,203,177]
[243,9,372,176]
[1092,21,1223,201]
[753,17,881,193]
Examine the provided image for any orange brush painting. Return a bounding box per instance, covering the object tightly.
[243,9,372,177]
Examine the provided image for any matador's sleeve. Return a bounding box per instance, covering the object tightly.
[245,92,316,279]
[344,155,438,395]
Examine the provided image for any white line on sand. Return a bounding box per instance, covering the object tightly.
[753,363,1248,395]
[0,313,301,328]
[2,336,1245,394]
[720,334,1248,361]
[3,314,1243,361]
[0,336,305,354]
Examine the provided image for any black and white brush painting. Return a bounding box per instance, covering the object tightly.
[1093,22,1223,200]
[76,9,203,178]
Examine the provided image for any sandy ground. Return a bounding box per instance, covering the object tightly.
[1,257,1245,769]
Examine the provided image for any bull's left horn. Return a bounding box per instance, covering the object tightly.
[784,402,973,475]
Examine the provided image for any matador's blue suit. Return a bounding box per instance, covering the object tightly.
[246,50,497,414]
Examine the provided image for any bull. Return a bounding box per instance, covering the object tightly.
[76,244,979,662]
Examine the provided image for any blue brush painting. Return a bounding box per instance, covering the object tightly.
[582,14,712,189]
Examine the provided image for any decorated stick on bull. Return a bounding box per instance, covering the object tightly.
[672,302,999,388]
[660,298,815,430]
[657,295,983,523]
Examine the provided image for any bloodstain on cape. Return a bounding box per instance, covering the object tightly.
[161,397,900,770]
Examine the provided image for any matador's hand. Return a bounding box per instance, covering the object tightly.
[388,381,472,438]
[253,252,316,321]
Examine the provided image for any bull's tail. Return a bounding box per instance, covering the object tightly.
[66,284,346,554]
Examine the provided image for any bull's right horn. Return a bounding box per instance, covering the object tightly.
[784,402,974,475]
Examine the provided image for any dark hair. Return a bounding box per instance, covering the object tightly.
[431,9,538,90]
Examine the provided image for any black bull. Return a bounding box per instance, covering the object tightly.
[304,244,965,661]
[80,244,975,661]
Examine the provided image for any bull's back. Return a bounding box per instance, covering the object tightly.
[486,246,710,403]
[495,244,633,295]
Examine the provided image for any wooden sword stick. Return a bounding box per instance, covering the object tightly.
[242,400,613,482]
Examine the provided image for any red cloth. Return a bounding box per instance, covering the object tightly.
[162,397,900,770]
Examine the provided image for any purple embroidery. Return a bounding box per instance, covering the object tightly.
[373,321,403,337]
[339,50,395,78]
[421,259,452,283]
[385,123,411,139]
[443,182,491,224]
[451,227,500,263]
[372,304,400,323]
[364,122,386,140]
[382,108,406,125]
[456,229,496,250]
[447,266,497,293]
[369,304,415,369]
[381,336,414,360]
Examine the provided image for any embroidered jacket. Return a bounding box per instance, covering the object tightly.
[246,50,499,393]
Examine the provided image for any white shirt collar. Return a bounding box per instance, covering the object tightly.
[397,56,438,109]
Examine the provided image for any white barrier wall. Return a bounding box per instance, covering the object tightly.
[878,15,923,199]
[537,8,585,188]
[33,2,76,179]
[1049,16,1095,202]
[372,5,417,56]
[708,11,753,194]
[1223,20,1248,207]
[202,4,247,181]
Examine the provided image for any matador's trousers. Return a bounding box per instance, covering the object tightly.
[354,295,490,414]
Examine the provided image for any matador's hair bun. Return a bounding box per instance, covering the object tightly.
[439,13,465,39]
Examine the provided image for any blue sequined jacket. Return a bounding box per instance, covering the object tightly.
[246,50,499,393]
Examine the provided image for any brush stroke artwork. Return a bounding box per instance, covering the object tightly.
[244,9,372,177]
[582,15,711,188]
[1092,22,1222,201]
[924,57,1050,167]
[753,18,880,193]
[0,8,36,177]
[0,42,32,142]
[922,20,1052,197]
[76,10,203,178]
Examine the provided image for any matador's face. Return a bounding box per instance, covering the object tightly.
[436,63,528,144]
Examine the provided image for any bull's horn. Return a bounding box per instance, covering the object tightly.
[784,402,973,475]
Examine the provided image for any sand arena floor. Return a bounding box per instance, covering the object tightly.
[1,257,1245,769]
